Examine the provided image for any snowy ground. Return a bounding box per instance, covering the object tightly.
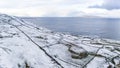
[0,14,120,68]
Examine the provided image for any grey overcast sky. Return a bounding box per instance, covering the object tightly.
[0,0,120,17]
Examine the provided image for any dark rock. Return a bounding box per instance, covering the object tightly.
[68,46,88,59]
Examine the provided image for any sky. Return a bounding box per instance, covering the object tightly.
[0,0,120,17]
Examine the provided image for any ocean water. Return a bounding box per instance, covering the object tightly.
[22,17,120,41]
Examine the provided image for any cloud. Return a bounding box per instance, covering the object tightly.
[0,0,101,8]
[0,0,103,17]
[1,0,120,18]
[90,0,120,10]
[79,8,120,18]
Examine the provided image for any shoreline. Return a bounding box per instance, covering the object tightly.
[22,17,120,41]
[0,14,119,68]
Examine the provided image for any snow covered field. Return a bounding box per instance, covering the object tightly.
[0,14,120,68]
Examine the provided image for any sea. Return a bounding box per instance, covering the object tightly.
[22,17,120,41]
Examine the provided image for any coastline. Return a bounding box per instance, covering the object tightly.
[0,14,120,68]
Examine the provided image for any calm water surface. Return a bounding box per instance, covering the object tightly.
[23,17,120,41]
